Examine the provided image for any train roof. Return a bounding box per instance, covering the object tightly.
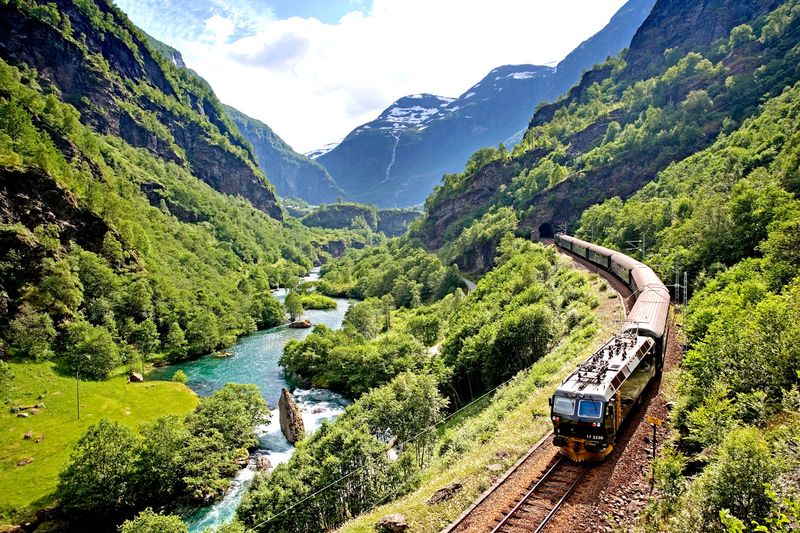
[623,285,670,338]
[554,332,655,402]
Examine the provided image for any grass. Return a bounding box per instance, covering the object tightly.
[339,274,624,532]
[0,360,198,522]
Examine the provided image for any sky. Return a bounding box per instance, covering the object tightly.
[114,0,629,153]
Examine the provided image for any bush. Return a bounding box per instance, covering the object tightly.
[119,508,187,533]
[57,420,140,517]
[171,370,189,384]
[300,293,337,310]
[62,318,120,379]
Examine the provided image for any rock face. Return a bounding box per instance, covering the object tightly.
[0,0,282,219]
[376,514,408,533]
[314,0,655,207]
[225,105,345,205]
[417,0,795,270]
[278,388,305,444]
[377,209,421,237]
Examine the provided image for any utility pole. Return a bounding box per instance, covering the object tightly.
[674,266,679,304]
[642,234,646,260]
[76,367,80,419]
[683,272,688,306]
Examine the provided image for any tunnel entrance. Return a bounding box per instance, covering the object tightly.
[538,222,555,238]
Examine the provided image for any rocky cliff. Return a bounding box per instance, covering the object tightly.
[224,105,345,205]
[418,0,799,266]
[314,0,655,208]
[0,0,282,219]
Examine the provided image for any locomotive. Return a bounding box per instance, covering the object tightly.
[549,234,670,462]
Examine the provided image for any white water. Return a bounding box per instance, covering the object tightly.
[153,268,352,532]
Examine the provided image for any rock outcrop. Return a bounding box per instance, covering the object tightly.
[225,105,345,205]
[0,0,282,219]
[376,514,409,533]
[278,388,305,444]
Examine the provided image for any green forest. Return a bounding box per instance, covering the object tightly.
[3,0,800,532]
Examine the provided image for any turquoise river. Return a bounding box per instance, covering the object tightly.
[149,269,351,532]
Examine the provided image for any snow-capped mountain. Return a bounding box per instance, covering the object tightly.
[314,0,655,208]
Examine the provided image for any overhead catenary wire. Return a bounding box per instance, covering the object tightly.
[244,363,536,531]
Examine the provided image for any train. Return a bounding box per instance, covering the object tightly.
[549,234,670,462]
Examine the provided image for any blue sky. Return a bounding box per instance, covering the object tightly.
[114,0,629,152]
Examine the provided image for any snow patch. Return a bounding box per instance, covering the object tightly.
[304,141,340,159]
[464,92,476,99]
[507,71,537,80]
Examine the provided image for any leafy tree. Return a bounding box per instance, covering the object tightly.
[164,321,187,359]
[57,419,140,516]
[695,427,781,529]
[6,303,56,359]
[187,383,269,449]
[343,299,384,339]
[119,508,187,533]
[134,416,189,504]
[729,24,755,48]
[63,317,120,379]
[284,290,303,321]
[181,429,238,501]
[26,257,83,318]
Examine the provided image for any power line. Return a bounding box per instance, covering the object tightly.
[244,367,533,531]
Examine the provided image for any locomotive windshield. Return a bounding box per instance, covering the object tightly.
[578,399,603,419]
[553,396,575,415]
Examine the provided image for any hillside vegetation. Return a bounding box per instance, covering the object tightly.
[575,69,800,531]
[0,1,368,526]
[238,238,602,531]
[417,0,799,271]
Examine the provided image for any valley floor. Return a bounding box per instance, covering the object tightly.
[0,362,198,522]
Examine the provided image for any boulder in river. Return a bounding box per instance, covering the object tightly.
[278,388,305,444]
[255,454,272,471]
[289,319,313,329]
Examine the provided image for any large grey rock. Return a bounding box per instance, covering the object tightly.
[427,482,463,505]
[278,388,305,444]
[376,514,408,532]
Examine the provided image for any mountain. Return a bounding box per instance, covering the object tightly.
[299,202,421,236]
[415,0,795,272]
[0,0,369,375]
[314,0,656,207]
[224,105,346,205]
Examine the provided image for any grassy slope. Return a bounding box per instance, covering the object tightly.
[339,272,624,532]
[0,362,198,518]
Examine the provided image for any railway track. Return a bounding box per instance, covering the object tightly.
[490,455,588,533]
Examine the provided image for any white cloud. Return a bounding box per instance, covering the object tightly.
[202,15,236,44]
[161,0,630,152]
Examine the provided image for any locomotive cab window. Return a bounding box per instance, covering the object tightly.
[553,396,575,415]
[578,399,603,419]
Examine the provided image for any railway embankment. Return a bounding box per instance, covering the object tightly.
[338,255,624,532]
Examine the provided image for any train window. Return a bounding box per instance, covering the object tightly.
[553,396,575,415]
[578,400,603,419]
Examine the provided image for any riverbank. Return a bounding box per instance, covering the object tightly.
[148,273,353,532]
